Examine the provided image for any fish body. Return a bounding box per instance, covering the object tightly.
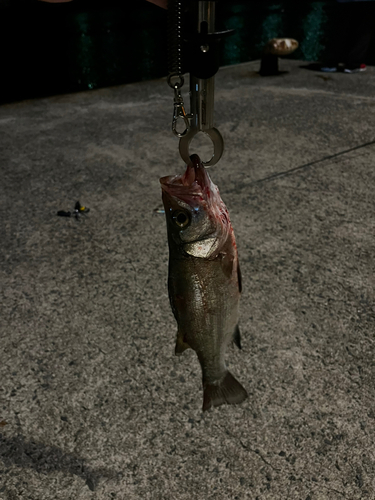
[160,154,247,411]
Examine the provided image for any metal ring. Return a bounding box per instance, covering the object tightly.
[167,73,184,90]
[179,127,224,167]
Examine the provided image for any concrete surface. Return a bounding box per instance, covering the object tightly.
[1,59,375,500]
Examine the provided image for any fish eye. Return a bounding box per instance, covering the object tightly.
[172,210,190,228]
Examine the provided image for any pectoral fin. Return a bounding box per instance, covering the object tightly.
[175,330,191,355]
[220,252,234,278]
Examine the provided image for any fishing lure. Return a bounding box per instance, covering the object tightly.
[57,201,90,220]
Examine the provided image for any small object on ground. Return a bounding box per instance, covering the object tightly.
[259,38,299,76]
[0,420,8,427]
[73,201,90,219]
[320,62,366,74]
[320,66,337,73]
[57,201,90,220]
[153,207,165,215]
[160,154,247,412]
[344,63,366,73]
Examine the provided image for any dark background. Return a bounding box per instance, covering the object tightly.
[1,0,374,103]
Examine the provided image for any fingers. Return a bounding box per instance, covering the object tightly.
[146,0,168,9]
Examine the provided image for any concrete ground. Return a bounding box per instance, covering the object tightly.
[1,59,375,500]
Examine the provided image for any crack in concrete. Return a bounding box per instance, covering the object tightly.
[253,139,375,185]
[239,439,281,472]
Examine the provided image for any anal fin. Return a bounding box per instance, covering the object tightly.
[203,371,248,411]
[175,330,191,355]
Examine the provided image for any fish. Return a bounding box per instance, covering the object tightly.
[160,154,248,411]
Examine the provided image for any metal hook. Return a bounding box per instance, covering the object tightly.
[179,126,224,167]
[172,87,191,138]
[168,74,191,138]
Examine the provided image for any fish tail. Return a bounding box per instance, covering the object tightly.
[202,371,248,412]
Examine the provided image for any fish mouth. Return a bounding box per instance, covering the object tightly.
[160,154,212,203]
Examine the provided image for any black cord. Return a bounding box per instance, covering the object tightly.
[254,139,375,184]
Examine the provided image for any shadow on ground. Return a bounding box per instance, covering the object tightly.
[0,434,116,491]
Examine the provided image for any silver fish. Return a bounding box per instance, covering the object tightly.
[160,154,248,411]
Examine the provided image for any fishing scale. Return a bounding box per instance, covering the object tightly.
[167,0,233,167]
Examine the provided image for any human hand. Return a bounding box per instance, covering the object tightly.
[147,0,167,7]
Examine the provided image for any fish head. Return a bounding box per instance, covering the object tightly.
[160,154,232,259]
